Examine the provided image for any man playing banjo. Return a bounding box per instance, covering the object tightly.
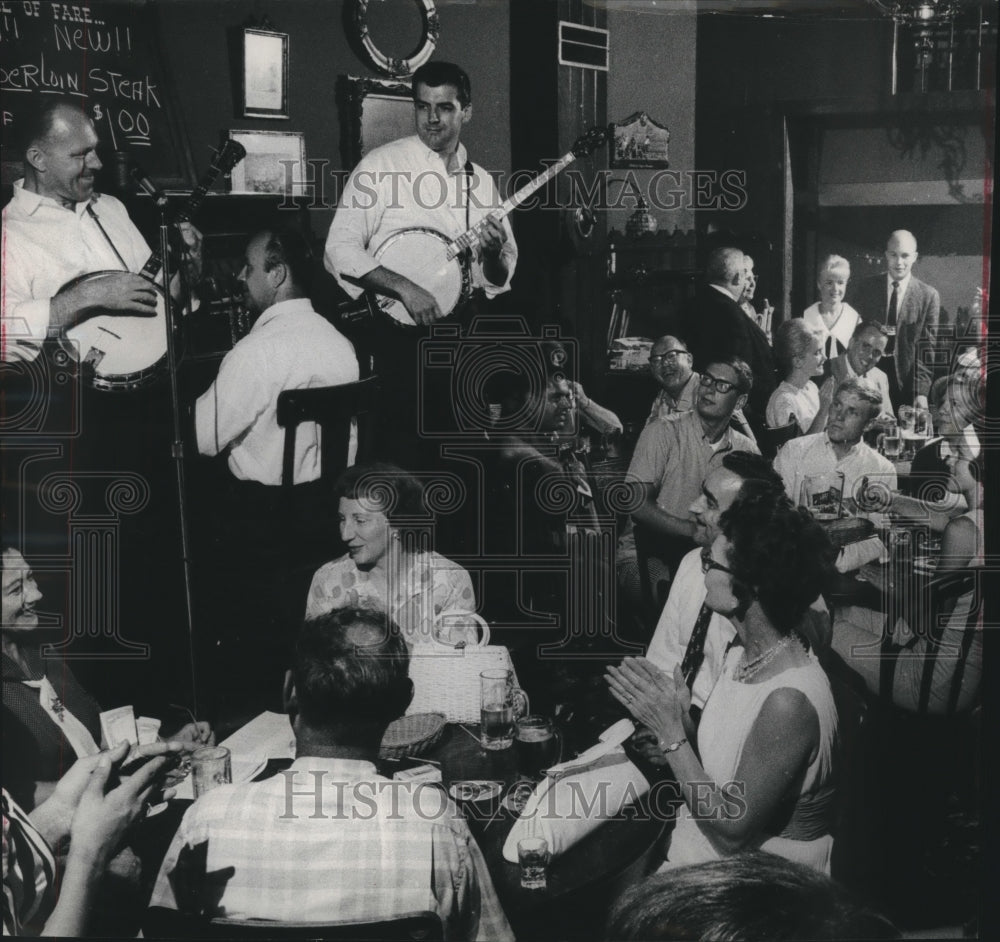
[325,61,517,325]
[1,98,201,367]
[324,61,517,465]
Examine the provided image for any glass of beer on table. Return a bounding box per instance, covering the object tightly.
[479,669,528,750]
[515,715,562,779]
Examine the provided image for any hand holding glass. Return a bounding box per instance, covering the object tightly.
[191,746,232,797]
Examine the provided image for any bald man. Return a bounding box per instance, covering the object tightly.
[850,230,939,410]
[683,246,777,434]
[2,98,201,364]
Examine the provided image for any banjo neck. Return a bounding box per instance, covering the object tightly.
[137,138,248,283]
[445,149,579,261]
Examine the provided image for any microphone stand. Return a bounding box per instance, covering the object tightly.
[157,203,201,717]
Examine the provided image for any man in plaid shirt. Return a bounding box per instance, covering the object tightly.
[148,609,513,940]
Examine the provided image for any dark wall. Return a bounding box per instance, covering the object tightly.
[154,0,511,235]
[694,12,892,314]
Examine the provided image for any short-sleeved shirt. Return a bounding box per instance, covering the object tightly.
[628,410,760,520]
[148,757,513,941]
[766,380,820,433]
[305,551,476,645]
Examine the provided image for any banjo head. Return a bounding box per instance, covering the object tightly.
[373,228,468,328]
[60,271,169,391]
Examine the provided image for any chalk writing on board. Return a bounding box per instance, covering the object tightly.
[0,0,193,185]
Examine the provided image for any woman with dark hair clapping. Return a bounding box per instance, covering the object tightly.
[607,494,839,873]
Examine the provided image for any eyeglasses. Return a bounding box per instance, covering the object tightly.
[650,350,690,364]
[699,372,742,395]
[701,548,737,577]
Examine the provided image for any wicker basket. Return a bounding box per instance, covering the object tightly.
[408,645,520,724]
[379,712,447,761]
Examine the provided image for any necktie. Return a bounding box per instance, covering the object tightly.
[680,602,713,691]
[887,281,899,329]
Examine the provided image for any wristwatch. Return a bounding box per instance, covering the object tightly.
[658,737,687,754]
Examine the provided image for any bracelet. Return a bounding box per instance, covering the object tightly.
[658,737,687,754]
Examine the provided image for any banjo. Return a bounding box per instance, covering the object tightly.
[349,125,610,329]
[58,139,246,392]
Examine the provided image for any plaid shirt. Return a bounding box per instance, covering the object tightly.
[149,757,513,941]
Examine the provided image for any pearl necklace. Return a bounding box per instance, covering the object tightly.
[734,633,799,682]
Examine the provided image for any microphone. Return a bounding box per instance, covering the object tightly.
[130,163,169,208]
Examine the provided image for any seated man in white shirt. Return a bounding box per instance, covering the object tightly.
[149,608,513,941]
[195,227,359,486]
[821,322,893,421]
[645,451,788,712]
[774,377,896,511]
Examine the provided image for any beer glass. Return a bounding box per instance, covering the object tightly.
[877,423,902,459]
[479,670,528,750]
[515,716,562,779]
[191,746,232,797]
[517,837,550,890]
[798,471,845,520]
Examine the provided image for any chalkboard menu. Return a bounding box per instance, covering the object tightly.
[0,0,193,187]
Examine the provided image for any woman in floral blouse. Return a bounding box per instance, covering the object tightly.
[305,463,479,647]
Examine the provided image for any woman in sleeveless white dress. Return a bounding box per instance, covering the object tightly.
[607,496,839,874]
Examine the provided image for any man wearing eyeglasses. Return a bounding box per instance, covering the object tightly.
[643,452,784,711]
[620,357,760,614]
[822,322,893,421]
[646,336,699,423]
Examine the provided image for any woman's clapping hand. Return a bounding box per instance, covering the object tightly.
[605,658,690,746]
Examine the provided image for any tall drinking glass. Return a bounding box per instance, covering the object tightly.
[515,716,562,779]
[877,423,902,459]
[798,471,845,520]
[480,670,528,750]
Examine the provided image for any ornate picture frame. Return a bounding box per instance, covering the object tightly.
[242,28,289,119]
[340,76,413,168]
[610,111,671,169]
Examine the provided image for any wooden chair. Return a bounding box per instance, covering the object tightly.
[146,908,443,940]
[758,419,799,460]
[877,569,981,716]
[276,376,381,489]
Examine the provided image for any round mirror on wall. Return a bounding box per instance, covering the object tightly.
[354,0,440,77]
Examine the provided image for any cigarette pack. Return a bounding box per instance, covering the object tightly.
[392,764,443,784]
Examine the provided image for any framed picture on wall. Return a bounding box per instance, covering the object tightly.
[227,130,306,195]
[610,111,671,169]
[243,28,289,119]
[340,76,413,167]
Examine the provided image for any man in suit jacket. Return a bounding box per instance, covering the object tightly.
[683,247,776,434]
[850,230,939,410]
[822,322,893,420]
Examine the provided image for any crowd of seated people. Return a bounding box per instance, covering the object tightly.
[3,233,984,938]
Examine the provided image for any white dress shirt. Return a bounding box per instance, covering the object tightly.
[1,180,152,362]
[646,548,736,710]
[774,432,897,508]
[324,135,517,300]
[195,299,359,485]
